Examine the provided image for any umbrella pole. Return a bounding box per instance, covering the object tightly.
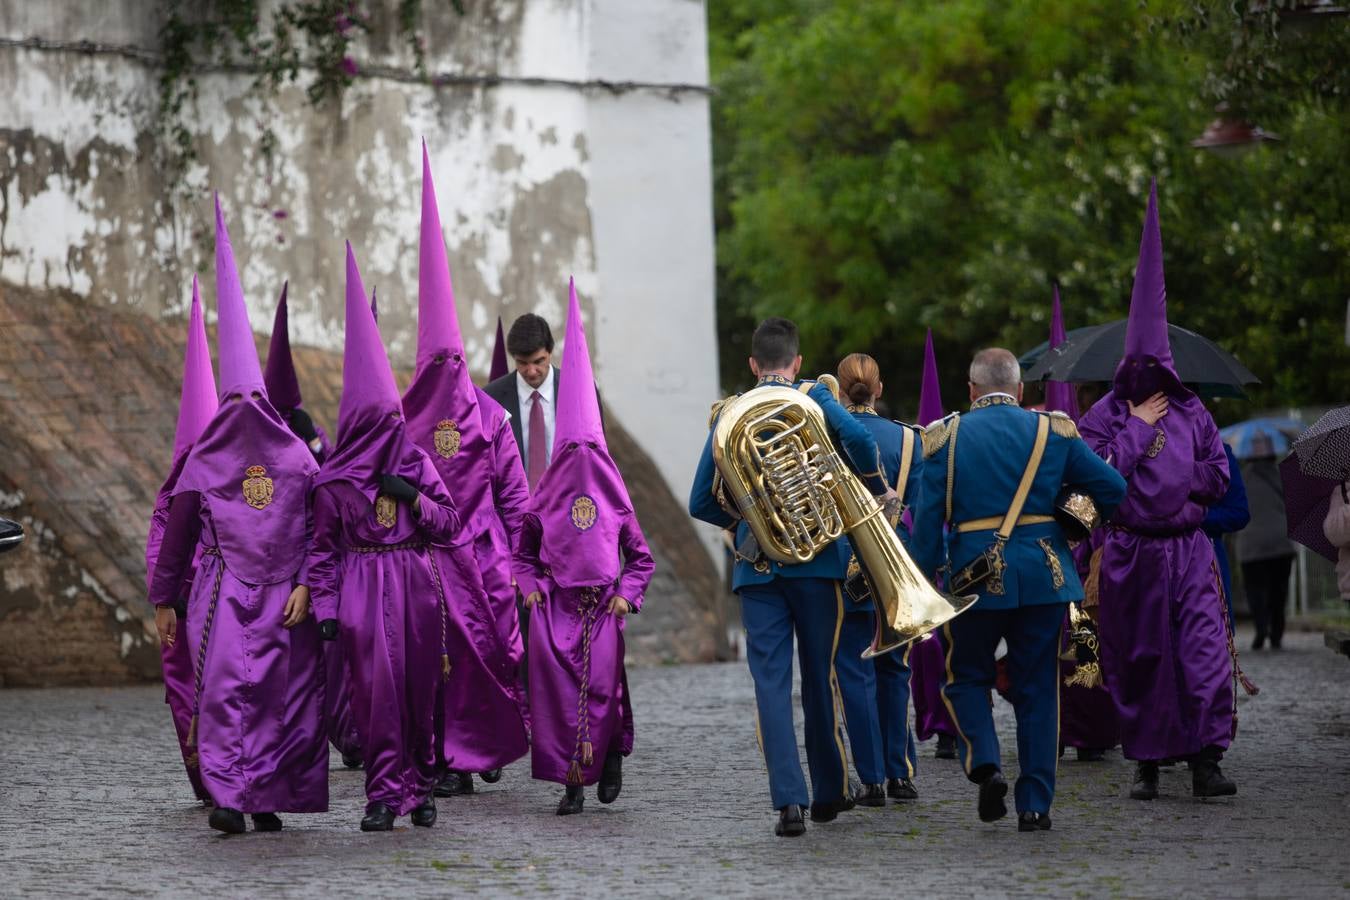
[1296,546,1309,616]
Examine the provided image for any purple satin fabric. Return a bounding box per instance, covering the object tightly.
[909,634,957,741]
[185,515,328,813]
[527,443,635,589]
[323,639,362,758]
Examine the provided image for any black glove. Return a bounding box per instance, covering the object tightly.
[319,619,339,641]
[287,407,319,444]
[380,474,419,504]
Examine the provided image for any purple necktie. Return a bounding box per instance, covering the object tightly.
[527,389,547,491]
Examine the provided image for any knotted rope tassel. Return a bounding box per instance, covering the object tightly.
[566,587,601,785]
[186,549,225,769]
[427,551,453,681]
[1212,562,1258,740]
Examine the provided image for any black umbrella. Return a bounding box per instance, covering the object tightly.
[1021,320,1259,398]
[1279,454,1340,563]
[1292,405,1350,481]
[1018,326,1099,370]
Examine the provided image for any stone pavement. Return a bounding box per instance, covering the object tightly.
[3,627,1349,898]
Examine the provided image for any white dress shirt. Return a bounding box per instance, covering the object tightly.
[516,366,556,466]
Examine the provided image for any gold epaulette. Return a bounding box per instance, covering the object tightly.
[1040,409,1080,440]
[708,395,738,428]
[921,414,957,458]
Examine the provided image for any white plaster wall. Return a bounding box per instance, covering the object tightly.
[0,1,718,534]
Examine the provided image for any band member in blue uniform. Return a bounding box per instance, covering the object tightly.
[911,349,1125,832]
[689,318,895,837]
[837,353,922,802]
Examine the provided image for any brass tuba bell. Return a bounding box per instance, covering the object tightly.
[711,379,975,656]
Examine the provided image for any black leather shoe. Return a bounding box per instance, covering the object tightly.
[479,768,503,784]
[935,734,958,760]
[886,777,919,801]
[1130,762,1159,800]
[775,804,806,837]
[977,771,1008,822]
[251,812,282,832]
[809,793,856,823]
[411,797,437,827]
[1018,811,1052,832]
[1192,761,1237,798]
[854,782,886,807]
[360,802,395,832]
[1076,747,1106,762]
[434,770,473,797]
[597,751,623,804]
[341,750,363,770]
[208,807,246,834]
[556,785,584,816]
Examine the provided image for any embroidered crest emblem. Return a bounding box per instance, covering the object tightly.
[242,465,273,510]
[1147,428,1167,458]
[570,495,598,532]
[433,419,461,459]
[374,494,398,528]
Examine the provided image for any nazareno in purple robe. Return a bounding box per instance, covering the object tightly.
[514,279,655,787]
[264,280,360,762]
[401,144,529,775]
[1077,181,1238,763]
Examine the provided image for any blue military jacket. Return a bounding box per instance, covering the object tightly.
[689,375,888,592]
[843,407,924,612]
[910,394,1127,611]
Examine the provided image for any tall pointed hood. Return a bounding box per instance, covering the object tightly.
[417,140,466,369]
[527,279,633,588]
[489,316,508,382]
[1044,285,1080,419]
[918,329,945,426]
[174,275,219,457]
[263,281,303,412]
[315,242,433,508]
[1115,179,1188,403]
[213,194,265,400]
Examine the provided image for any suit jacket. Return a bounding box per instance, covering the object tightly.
[483,366,603,465]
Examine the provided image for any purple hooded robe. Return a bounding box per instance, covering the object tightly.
[263,281,360,763]
[306,244,464,816]
[1078,182,1236,762]
[402,144,529,775]
[148,198,327,815]
[514,280,655,786]
[145,275,216,803]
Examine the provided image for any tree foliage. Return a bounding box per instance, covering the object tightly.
[711,0,1349,422]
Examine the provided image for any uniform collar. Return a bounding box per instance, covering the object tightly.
[970,392,1019,411]
[756,373,794,387]
[846,404,878,416]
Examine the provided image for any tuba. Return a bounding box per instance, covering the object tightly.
[712,377,975,657]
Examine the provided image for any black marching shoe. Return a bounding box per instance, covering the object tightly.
[1076,747,1106,762]
[360,802,396,832]
[1191,751,1237,798]
[1018,812,1052,832]
[854,783,887,807]
[208,807,246,834]
[556,785,585,816]
[809,792,856,823]
[977,770,1009,823]
[886,777,919,801]
[411,797,437,827]
[251,812,283,832]
[341,750,364,770]
[775,804,806,837]
[935,734,958,760]
[597,751,623,804]
[479,768,503,784]
[434,770,473,797]
[1129,762,1159,801]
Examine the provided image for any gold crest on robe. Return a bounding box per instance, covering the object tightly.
[570,495,598,531]
[242,465,274,510]
[434,419,461,459]
[375,494,398,528]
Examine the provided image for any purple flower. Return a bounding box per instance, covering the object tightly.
[335,12,352,34]
[272,209,288,221]
[340,56,359,77]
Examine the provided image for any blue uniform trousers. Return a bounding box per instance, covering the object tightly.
[739,577,849,810]
[836,607,886,784]
[941,602,1065,814]
[875,646,918,780]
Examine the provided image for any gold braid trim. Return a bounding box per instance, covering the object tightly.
[707,396,736,429]
[922,417,954,459]
[1043,410,1080,440]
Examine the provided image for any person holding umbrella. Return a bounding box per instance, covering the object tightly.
[1236,434,1296,650]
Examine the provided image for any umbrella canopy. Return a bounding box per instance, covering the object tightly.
[1279,453,1340,563]
[1293,405,1350,481]
[1021,319,1258,398]
[1219,417,1305,460]
[1018,325,1098,371]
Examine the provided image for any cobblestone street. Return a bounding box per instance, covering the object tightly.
[3,627,1349,898]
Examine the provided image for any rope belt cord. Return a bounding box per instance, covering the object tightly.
[347,541,428,553]
[567,586,601,785]
[186,547,225,769]
[953,515,1055,534]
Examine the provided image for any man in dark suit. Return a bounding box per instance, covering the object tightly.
[484,314,559,491]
